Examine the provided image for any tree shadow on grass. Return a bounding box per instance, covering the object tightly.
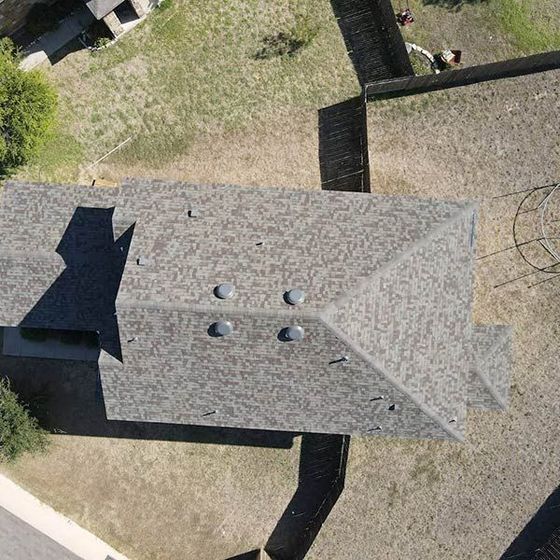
[421,0,489,11]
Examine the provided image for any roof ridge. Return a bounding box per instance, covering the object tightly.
[318,315,464,441]
[472,366,507,410]
[115,299,323,319]
[321,201,477,316]
[0,250,64,263]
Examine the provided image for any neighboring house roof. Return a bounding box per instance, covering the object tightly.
[83,0,124,19]
[0,507,81,560]
[0,180,512,439]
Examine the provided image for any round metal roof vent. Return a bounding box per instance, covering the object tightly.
[285,325,305,342]
[284,288,305,305]
[212,320,234,337]
[214,283,235,299]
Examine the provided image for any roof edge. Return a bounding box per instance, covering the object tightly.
[471,325,512,410]
[472,367,507,410]
[322,201,478,316]
[318,315,465,441]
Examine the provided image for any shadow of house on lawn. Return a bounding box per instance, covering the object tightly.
[500,485,560,559]
[2,355,295,449]
[226,551,261,560]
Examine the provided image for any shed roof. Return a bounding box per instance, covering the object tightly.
[83,0,123,19]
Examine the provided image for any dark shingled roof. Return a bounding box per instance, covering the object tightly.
[83,0,124,19]
[0,180,512,439]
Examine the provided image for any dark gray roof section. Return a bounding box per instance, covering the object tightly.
[0,179,509,439]
[83,0,123,19]
[0,507,81,560]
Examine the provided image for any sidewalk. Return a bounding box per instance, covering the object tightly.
[0,473,131,560]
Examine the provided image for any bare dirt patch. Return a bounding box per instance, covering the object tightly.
[306,69,560,560]
[89,107,323,190]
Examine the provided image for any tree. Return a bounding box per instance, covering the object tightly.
[0,38,57,176]
[0,378,49,462]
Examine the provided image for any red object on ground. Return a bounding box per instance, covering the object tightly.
[397,8,414,26]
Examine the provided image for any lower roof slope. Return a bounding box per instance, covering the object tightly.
[468,325,512,410]
[100,306,450,438]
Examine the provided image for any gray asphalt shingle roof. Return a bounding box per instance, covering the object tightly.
[469,325,512,410]
[0,180,512,439]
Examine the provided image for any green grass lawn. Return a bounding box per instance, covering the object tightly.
[15,0,560,184]
[494,0,560,54]
[18,0,359,183]
[401,0,560,57]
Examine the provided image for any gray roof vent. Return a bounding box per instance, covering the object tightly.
[211,320,233,337]
[284,325,305,342]
[136,256,149,266]
[214,283,235,299]
[188,208,199,218]
[284,288,305,305]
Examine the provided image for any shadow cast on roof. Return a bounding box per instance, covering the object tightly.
[20,207,134,362]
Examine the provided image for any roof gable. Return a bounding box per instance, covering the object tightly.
[323,205,476,439]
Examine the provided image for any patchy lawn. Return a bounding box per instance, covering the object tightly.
[398,0,560,64]
[15,0,560,186]
[1,432,301,560]
[17,0,359,185]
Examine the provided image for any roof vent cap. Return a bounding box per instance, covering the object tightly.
[212,320,234,337]
[285,325,305,342]
[284,288,305,305]
[214,283,235,299]
[188,208,199,218]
